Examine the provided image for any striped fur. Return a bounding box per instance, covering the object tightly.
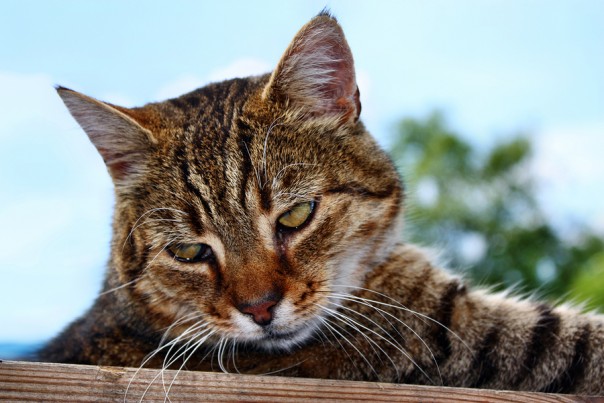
[37,13,604,396]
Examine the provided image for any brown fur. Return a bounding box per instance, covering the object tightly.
[38,12,604,395]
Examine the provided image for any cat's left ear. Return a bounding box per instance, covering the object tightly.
[262,12,361,124]
[56,86,157,183]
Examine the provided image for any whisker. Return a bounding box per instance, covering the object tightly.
[125,316,206,402]
[333,285,472,353]
[319,303,410,382]
[261,117,284,188]
[217,337,229,373]
[318,316,379,378]
[141,326,213,402]
[122,207,188,252]
[326,300,404,380]
[230,340,241,374]
[163,329,217,402]
[330,292,443,384]
[99,277,141,296]
[243,141,262,191]
[142,328,214,403]
[271,163,317,191]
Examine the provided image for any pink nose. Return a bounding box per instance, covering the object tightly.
[238,298,279,326]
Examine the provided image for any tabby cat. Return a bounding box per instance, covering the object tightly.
[38,12,604,395]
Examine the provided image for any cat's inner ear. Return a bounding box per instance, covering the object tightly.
[56,87,157,182]
[263,13,361,123]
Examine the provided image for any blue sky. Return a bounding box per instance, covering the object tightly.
[1,1,603,349]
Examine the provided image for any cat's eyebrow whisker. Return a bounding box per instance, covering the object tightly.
[164,189,196,209]
[243,141,263,192]
[122,207,188,252]
[261,117,284,189]
[99,277,142,296]
[330,292,443,383]
[271,162,317,191]
[273,191,314,201]
[139,237,180,274]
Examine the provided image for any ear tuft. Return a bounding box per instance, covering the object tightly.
[56,87,155,182]
[263,14,361,123]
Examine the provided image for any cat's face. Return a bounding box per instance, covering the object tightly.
[59,14,403,350]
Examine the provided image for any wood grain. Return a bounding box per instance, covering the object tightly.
[0,360,601,402]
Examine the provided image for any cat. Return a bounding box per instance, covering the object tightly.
[37,11,604,395]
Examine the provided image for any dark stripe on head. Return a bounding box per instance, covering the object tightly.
[260,182,272,211]
[326,182,397,200]
[178,147,213,222]
[511,304,560,387]
[539,323,590,394]
[183,94,200,109]
[469,324,500,388]
[236,128,253,212]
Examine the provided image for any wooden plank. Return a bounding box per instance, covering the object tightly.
[0,360,599,402]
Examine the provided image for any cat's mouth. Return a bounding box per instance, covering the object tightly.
[242,319,320,351]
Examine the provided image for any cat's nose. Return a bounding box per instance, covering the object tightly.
[237,295,281,326]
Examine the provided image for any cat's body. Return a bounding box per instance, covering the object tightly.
[38,13,604,395]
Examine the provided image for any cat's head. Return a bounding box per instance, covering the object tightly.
[58,13,403,351]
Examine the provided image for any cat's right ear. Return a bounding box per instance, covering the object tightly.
[56,86,156,183]
[262,12,361,124]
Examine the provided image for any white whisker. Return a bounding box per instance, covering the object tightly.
[330,292,443,384]
[243,141,262,191]
[99,277,141,296]
[122,207,188,252]
[163,329,217,402]
[333,285,471,353]
[261,117,284,188]
[318,316,378,378]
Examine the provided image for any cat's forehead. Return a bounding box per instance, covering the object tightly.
[155,76,267,130]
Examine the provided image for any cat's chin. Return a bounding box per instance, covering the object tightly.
[248,324,318,352]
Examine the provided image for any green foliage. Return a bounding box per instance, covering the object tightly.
[390,112,604,309]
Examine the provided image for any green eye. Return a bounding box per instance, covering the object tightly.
[277,201,315,230]
[168,243,213,263]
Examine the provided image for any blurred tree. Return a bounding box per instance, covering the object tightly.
[390,112,604,310]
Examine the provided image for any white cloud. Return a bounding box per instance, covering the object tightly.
[206,58,271,82]
[155,58,271,101]
[0,193,111,341]
[98,91,138,108]
[0,70,113,342]
[154,74,208,101]
[532,123,604,231]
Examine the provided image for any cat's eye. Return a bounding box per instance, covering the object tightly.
[277,201,315,230]
[168,243,213,263]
